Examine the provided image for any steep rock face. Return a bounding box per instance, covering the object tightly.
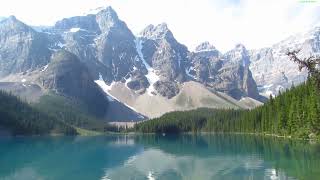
[126,70,150,93]
[188,43,259,100]
[0,16,51,77]
[194,41,221,56]
[250,27,320,96]
[154,81,180,99]
[139,23,188,82]
[0,6,270,121]
[94,7,145,84]
[38,50,108,117]
[54,15,100,33]
[51,16,108,83]
[215,62,259,100]
[44,7,147,91]
[219,44,259,99]
[137,23,189,98]
[187,42,222,83]
[0,7,263,103]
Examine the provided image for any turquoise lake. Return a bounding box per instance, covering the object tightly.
[0,134,319,180]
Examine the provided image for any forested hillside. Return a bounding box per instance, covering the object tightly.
[33,94,110,132]
[135,78,320,138]
[0,91,77,135]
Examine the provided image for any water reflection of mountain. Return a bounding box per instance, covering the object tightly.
[1,135,320,180]
[134,134,320,180]
[0,136,142,180]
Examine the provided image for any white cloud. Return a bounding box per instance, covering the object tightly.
[0,0,319,52]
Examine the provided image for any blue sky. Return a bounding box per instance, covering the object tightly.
[0,0,319,51]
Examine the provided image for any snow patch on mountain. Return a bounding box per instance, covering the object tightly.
[125,77,132,89]
[69,28,81,33]
[95,74,140,112]
[249,26,320,96]
[94,74,115,101]
[186,67,196,79]
[195,41,217,52]
[139,23,170,40]
[57,42,65,48]
[135,38,160,96]
[41,64,49,72]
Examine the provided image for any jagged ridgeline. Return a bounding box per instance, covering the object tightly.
[0,6,319,124]
[0,6,319,120]
[0,90,77,135]
[135,78,320,139]
[38,50,108,118]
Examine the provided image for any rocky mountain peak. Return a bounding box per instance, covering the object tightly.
[0,15,33,33]
[95,6,121,33]
[156,23,169,31]
[54,6,123,34]
[195,41,217,52]
[223,43,250,66]
[234,43,247,53]
[7,15,17,21]
[0,15,51,77]
[97,6,119,20]
[140,23,173,40]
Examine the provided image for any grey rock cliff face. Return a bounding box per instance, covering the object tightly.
[0,7,271,102]
[137,23,190,98]
[0,16,51,77]
[94,7,145,83]
[139,23,188,82]
[219,44,259,99]
[54,15,100,33]
[187,42,222,83]
[249,27,320,96]
[48,7,145,87]
[38,50,108,117]
[194,41,220,54]
[188,43,259,100]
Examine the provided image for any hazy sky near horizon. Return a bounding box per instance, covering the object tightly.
[0,0,320,51]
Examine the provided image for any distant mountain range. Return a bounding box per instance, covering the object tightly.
[0,6,318,119]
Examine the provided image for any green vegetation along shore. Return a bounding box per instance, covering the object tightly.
[0,91,77,135]
[135,78,320,139]
[135,51,320,139]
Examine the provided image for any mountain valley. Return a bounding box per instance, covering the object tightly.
[0,6,318,120]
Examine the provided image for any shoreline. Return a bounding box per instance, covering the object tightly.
[1,131,319,142]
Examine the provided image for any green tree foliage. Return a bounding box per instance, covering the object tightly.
[33,94,110,132]
[0,91,77,135]
[287,50,320,88]
[135,78,320,138]
[136,52,320,139]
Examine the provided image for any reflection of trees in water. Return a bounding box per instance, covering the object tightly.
[1,135,319,180]
[0,136,142,179]
[135,134,320,180]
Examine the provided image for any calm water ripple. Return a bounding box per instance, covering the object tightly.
[0,134,319,180]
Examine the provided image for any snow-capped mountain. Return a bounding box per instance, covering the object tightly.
[249,26,320,96]
[187,42,260,100]
[0,7,261,101]
[0,6,316,119]
[0,16,51,77]
[137,23,189,98]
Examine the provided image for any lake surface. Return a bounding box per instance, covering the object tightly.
[0,134,319,180]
